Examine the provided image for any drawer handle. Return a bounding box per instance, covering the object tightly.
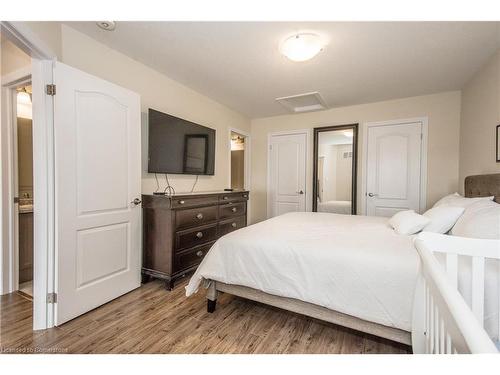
[179,200,185,205]
[196,232,203,239]
[231,207,237,213]
[223,196,228,200]
[243,194,248,198]
[231,222,237,228]
[196,213,203,220]
[196,250,203,257]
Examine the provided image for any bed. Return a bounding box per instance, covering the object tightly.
[186,173,500,349]
[317,200,352,214]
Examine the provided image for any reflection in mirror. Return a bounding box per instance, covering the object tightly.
[313,125,357,215]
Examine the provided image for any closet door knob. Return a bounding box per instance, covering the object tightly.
[196,232,203,239]
[131,198,142,205]
[196,213,203,220]
[231,207,237,213]
[367,193,378,197]
[231,222,237,228]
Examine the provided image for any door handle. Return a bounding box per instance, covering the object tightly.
[367,193,378,197]
[131,198,142,205]
[297,190,304,195]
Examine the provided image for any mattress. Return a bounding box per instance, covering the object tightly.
[317,200,352,215]
[186,212,420,331]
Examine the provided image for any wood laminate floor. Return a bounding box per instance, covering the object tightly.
[0,279,410,354]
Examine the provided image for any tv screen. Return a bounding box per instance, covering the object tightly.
[148,109,216,175]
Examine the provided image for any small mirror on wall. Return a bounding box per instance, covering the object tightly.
[313,124,358,215]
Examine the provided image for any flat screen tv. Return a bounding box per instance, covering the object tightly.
[148,109,216,175]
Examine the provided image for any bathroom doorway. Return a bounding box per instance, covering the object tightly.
[230,131,246,190]
[16,83,34,298]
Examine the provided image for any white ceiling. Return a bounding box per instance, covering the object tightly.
[65,22,500,118]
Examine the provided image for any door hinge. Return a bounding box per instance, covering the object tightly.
[47,292,58,303]
[420,133,423,140]
[13,197,19,204]
[46,84,56,96]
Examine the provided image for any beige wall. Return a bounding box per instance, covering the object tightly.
[0,37,31,76]
[459,50,500,189]
[250,91,461,224]
[59,25,250,194]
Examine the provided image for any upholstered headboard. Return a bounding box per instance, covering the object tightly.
[464,173,500,203]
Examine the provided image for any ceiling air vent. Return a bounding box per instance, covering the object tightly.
[276,91,327,113]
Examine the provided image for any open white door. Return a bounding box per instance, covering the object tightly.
[268,132,307,218]
[53,62,141,325]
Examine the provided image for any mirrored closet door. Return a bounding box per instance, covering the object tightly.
[313,124,358,215]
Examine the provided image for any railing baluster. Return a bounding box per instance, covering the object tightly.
[446,333,452,354]
[445,253,458,289]
[471,256,485,324]
[429,296,434,353]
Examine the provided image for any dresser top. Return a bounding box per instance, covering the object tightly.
[143,189,249,198]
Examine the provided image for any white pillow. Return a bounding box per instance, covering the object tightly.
[433,192,494,208]
[422,206,465,234]
[451,200,500,239]
[389,210,430,235]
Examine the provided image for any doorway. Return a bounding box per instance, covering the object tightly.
[230,131,246,190]
[16,83,34,298]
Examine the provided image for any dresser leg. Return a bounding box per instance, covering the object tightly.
[207,299,217,313]
[165,279,175,291]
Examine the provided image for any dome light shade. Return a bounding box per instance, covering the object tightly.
[17,89,32,119]
[280,33,325,62]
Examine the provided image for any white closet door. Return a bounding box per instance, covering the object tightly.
[54,62,142,325]
[366,122,423,217]
[268,133,307,218]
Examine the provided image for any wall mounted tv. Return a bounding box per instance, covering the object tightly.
[148,109,216,175]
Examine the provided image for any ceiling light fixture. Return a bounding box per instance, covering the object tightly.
[280,33,325,62]
[96,21,116,31]
[17,88,32,120]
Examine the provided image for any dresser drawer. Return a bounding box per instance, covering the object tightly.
[173,242,214,273]
[175,205,218,230]
[219,202,246,219]
[218,216,246,236]
[175,223,218,251]
[171,195,219,208]
[219,192,249,203]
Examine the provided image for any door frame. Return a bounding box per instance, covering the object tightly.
[0,21,57,330]
[228,127,251,222]
[312,124,358,214]
[360,117,428,215]
[266,129,310,219]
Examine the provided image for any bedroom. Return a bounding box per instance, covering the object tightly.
[1,1,500,370]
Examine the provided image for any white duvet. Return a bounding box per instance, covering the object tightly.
[186,212,420,331]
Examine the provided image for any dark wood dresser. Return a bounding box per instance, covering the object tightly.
[142,190,249,290]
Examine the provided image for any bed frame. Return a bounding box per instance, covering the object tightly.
[204,173,500,349]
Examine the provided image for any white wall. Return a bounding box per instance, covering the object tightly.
[250,91,461,224]
[58,25,251,194]
[459,49,500,189]
[335,144,353,201]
